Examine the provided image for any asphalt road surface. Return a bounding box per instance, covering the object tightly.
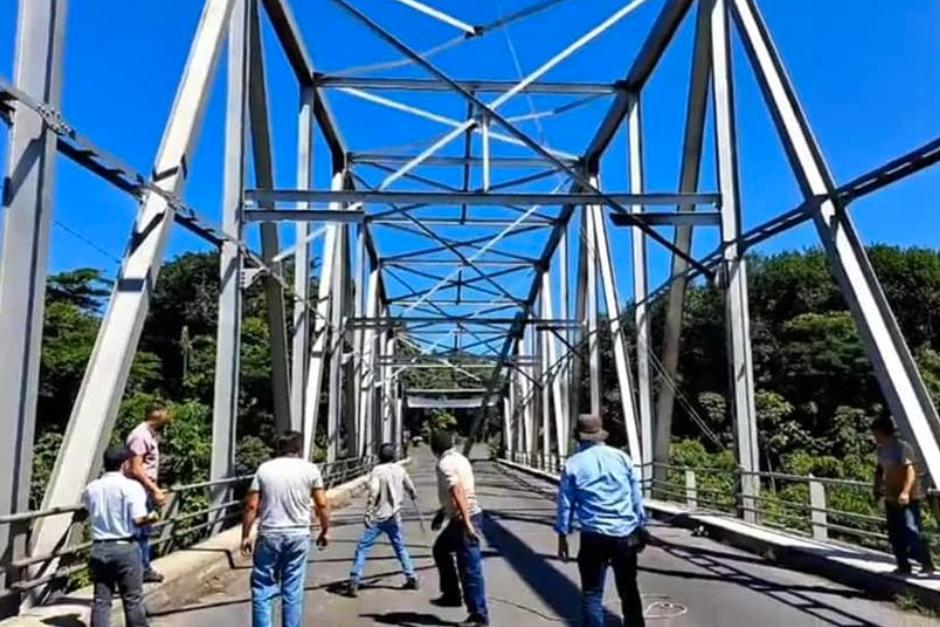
[150,448,933,626]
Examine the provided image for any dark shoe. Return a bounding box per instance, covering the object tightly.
[457,616,488,627]
[345,579,359,598]
[430,594,462,607]
[142,569,165,584]
[403,577,419,590]
[894,566,912,575]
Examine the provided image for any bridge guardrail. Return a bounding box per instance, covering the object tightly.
[0,455,375,602]
[504,451,939,559]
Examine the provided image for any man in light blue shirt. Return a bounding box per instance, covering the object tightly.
[555,414,648,627]
[83,446,157,627]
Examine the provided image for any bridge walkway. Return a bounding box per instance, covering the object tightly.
[149,448,931,626]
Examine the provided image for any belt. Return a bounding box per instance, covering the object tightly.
[92,538,134,544]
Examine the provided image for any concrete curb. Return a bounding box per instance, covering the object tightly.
[2,460,409,626]
[494,457,940,611]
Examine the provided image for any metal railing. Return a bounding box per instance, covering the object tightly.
[0,455,376,602]
[503,451,939,558]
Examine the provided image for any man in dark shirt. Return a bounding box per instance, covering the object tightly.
[872,416,934,574]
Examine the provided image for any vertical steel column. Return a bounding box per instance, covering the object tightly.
[326,224,347,462]
[0,0,68,603]
[558,225,571,450]
[352,227,366,448]
[571,211,589,419]
[711,0,760,521]
[520,324,536,454]
[506,361,517,456]
[655,0,712,475]
[732,0,940,484]
[356,266,380,456]
[302,170,344,459]
[247,5,290,432]
[628,96,654,486]
[382,329,396,445]
[541,270,568,457]
[584,203,602,417]
[30,0,232,579]
[538,294,551,461]
[291,87,315,432]
[588,193,642,461]
[211,0,251,496]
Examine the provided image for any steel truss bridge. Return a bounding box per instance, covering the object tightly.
[1,0,940,618]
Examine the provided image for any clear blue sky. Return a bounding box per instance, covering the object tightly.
[1,0,939,312]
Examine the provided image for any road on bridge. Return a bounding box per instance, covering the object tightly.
[150,448,931,626]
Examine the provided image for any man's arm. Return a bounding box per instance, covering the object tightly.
[449,483,478,541]
[403,470,418,500]
[628,459,648,527]
[364,472,380,526]
[873,463,884,500]
[241,491,260,555]
[899,463,917,505]
[312,487,331,547]
[129,484,158,528]
[127,455,165,504]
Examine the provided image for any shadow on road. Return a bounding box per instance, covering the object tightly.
[360,611,457,626]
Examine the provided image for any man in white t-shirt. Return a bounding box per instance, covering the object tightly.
[430,431,488,627]
[241,431,331,627]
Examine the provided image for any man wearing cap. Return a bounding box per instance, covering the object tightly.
[555,414,648,627]
[83,446,158,627]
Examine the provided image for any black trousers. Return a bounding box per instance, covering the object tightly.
[89,541,148,627]
[577,532,645,627]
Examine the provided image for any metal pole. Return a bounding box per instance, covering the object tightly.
[327,223,347,461]
[585,202,602,418]
[211,0,251,516]
[655,0,711,478]
[588,188,642,461]
[628,95,654,483]
[731,0,940,485]
[0,0,68,609]
[248,4,291,432]
[711,0,760,521]
[541,270,568,457]
[29,0,233,589]
[303,169,345,460]
[291,87,315,432]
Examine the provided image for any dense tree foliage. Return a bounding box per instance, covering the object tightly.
[31,245,940,546]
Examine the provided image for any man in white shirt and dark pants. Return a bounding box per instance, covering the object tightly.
[83,446,157,627]
[241,431,331,627]
[430,431,489,627]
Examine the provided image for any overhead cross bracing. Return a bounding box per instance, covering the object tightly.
[2,0,940,610]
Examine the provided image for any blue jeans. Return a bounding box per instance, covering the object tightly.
[433,514,488,624]
[136,495,155,573]
[577,532,645,627]
[251,533,310,627]
[350,517,416,583]
[885,501,934,572]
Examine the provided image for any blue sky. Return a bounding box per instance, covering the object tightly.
[1,0,939,318]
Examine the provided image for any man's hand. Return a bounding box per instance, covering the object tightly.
[431,510,445,531]
[240,537,253,557]
[152,488,168,508]
[898,491,911,506]
[557,535,570,562]
[316,530,330,549]
[464,522,480,544]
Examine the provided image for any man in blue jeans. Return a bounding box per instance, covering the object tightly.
[556,414,648,627]
[346,443,419,596]
[241,431,331,627]
[872,416,935,575]
[430,431,489,627]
